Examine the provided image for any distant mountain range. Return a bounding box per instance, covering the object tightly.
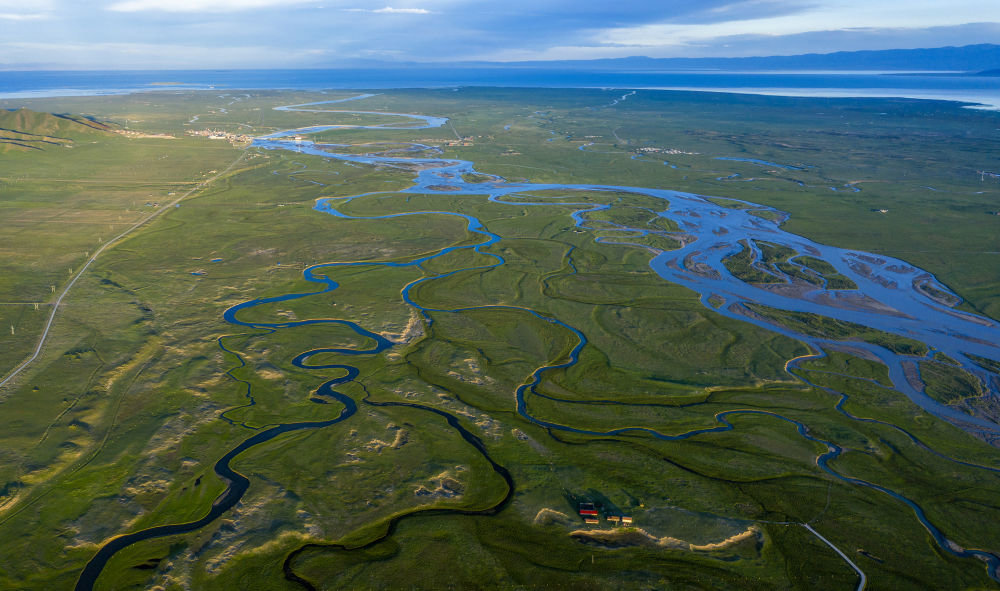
[418,44,1000,73]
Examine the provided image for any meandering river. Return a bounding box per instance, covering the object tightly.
[76,93,1000,589]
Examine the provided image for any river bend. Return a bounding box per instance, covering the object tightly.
[77,92,1000,588]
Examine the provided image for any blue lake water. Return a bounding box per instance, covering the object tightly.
[2,68,1000,108]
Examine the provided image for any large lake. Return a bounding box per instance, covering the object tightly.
[2,68,999,108]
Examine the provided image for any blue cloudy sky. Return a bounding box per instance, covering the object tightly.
[1,0,998,68]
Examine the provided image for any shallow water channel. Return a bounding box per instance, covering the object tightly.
[77,94,1000,589]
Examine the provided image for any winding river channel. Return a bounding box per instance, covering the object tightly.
[77,93,1000,589]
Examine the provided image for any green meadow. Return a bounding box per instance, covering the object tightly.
[0,87,999,590]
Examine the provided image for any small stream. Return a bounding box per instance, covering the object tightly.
[77,93,1000,589]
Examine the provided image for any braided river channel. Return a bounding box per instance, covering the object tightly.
[77,94,1000,589]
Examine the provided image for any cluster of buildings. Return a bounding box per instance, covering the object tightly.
[634,146,699,155]
[186,129,253,145]
[578,503,633,527]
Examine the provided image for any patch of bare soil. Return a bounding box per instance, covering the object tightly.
[570,525,760,551]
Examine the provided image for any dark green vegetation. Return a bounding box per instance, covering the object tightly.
[0,88,999,590]
[795,256,858,290]
[920,361,985,404]
[744,303,929,356]
[722,240,782,284]
[970,353,1000,375]
[0,108,113,152]
[796,350,893,387]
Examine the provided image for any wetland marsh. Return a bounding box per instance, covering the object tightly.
[2,87,1000,590]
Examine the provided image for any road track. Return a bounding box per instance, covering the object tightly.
[802,523,867,590]
[0,151,248,392]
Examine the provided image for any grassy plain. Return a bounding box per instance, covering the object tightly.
[0,87,999,590]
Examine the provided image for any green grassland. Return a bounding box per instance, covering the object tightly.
[744,303,929,356]
[1,88,1000,590]
[920,360,985,405]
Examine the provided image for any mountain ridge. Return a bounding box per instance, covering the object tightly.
[0,108,113,152]
[369,44,1000,73]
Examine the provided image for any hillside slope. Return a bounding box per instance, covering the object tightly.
[0,108,113,152]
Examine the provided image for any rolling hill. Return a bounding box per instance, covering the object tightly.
[0,108,113,152]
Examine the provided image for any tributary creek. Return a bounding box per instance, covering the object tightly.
[77,93,1000,589]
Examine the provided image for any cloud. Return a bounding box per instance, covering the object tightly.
[373,6,429,13]
[3,0,998,68]
[1,40,329,68]
[106,0,314,12]
[0,12,47,19]
[0,0,50,19]
[106,0,427,14]
[0,0,51,8]
[589,0,1000,56]
[344,6,430,14]
[666,0,815,25]
[681,22,1000,57]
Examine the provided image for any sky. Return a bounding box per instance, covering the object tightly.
[0,0,998,69]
